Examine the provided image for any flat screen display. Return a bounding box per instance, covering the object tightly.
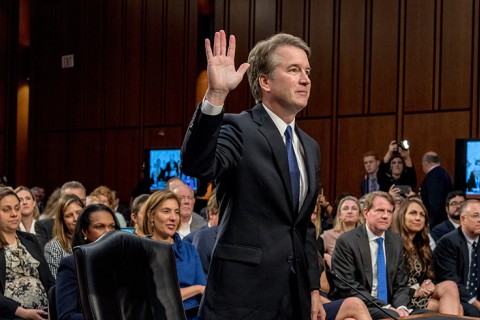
[465,140,480,195]
[146,148,197,191]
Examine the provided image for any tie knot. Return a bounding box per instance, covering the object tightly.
[285,126,293,139]
[375,237,384,246]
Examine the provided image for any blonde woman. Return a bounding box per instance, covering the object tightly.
[44,194,84,278]
[321,196,363,267]
[142,190,205,316]
[14,186,40,234]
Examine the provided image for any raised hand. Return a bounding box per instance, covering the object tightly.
[204,30,250,106]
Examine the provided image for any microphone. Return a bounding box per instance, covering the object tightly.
[327,269,399,320]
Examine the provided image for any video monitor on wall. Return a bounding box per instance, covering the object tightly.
[455,139,480,198]
[145,148,197,192]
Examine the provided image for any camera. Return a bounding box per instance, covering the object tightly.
[396,139,410,150]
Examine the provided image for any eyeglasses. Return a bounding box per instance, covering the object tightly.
[467,213,480,221]
[449,201,464,207]
[178,196,194,201]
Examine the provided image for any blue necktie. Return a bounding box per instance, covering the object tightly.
[376,237,388,302]
[285,126,300,211]
[468,241,478,298]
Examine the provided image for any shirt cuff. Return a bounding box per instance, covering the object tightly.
[468,296,477,304]
[397,306,413,314]
[201,99,223,115]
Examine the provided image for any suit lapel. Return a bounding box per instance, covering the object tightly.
[384,231,397,296]
[358,226,374,288]
[251,105,294,216]
[295,127,317,224]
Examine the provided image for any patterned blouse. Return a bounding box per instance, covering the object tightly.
[4,238,48,309]
[44,238,71,279]
[406,249,431,308]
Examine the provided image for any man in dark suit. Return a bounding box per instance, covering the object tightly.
[467,165,480,192]
[332,191,427,319]
[433,199,480,316]
[420,152,453,227]
[360,151,380,196]
[182,30,371,320]
[430,190,465,243]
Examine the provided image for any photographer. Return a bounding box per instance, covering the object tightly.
[377,140,417,193]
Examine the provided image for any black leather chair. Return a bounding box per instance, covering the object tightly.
[73,231,186,320]
[48,285,57,320]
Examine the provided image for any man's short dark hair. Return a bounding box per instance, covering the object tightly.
[445,190,465,207]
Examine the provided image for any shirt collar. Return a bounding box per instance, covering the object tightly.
[366,224,385,241]
[262,104,295,138]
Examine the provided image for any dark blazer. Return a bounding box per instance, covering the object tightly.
[420,166,453,227]
[0,231,55,318]
[181,104,321,319]
[377,161,417,192]
[467,172,480,191]
[192,226,218,275]
[35,218,54,250]
[56,255,82,320]
[331,225,410,308]
[430,219,456,243]
[433,227,480,303]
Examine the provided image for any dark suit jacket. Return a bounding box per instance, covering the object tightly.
[433,227,480,303]
[467,172,480,191]
[331,225,410,308]
[430,219,456,243]
[420,166,453,227]
[192,226,218,275]
[0,231,55,318]
[56,255,83,320]
[181,104,321,319]
[35,218,54,250]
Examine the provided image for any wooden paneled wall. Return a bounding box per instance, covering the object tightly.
[28,0,198,199]
[213,0,480,199]
[25,0,480,202]
[0,0,18,183]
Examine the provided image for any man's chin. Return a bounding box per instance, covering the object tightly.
[450,215,460,221]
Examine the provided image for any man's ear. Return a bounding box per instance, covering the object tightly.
[259,74,270,93]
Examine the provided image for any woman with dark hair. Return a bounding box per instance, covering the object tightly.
[130,194,150,237]
[56,204,120,320]
[392,198,462,315]
[142,190,205,317]
[14,186,40,234]
[0,187,54,319]
[44,194,84,278]
[378,140,417,192]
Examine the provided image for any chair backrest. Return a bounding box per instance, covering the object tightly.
[73,231,186,320]
[48,285,57,320]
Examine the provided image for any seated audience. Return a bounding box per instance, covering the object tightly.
[0,188,54,320]
[14,186,40,234]
[142,190,206,317]
[332,191,428,319]
[36,181,86,250]
[321,196,363,267]
[170,183,207,239]
[90,185,127,228]
[130,194,150,237]
[44,194,84,278]
[191,191,219,274]
[430,190,465,243]
[56,204,120,320]
[378,140,417,192]
[433,199,480,317]
[310,197,374,320]
[392,197,462,315]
